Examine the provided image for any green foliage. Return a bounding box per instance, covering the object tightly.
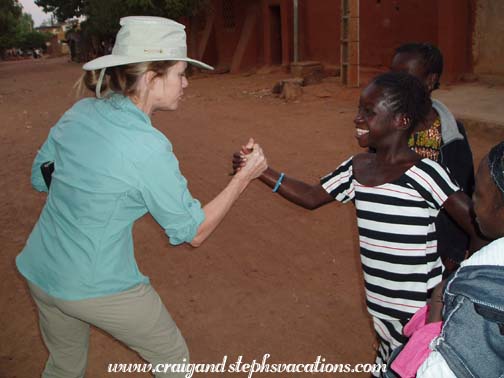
[35,0,207,25]
[18,30,50,50]
[77,0,207,41]
[0,0,51,56]
[32,0,208,59]
[83,0,204,38]
[35,0,86,22]
[0,0,23,51]
[16,12,34,34]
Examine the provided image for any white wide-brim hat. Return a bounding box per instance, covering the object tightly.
[83,16,213,71]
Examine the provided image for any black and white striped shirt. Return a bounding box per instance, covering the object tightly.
[321,157,460,320]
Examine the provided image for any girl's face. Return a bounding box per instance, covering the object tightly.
[150,61,188,111]
[473,156,504,239]
[354,83,394,148]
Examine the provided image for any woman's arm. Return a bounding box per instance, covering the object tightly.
[443,192,490,254]
[190,144,267,247]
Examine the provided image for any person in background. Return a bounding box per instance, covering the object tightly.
[391,43,476,276]
[406,141,504,378]
[16,16,267,378]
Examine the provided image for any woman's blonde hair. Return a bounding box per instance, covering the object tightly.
[74,60,177,98]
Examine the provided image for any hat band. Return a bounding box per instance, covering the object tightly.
[112,44,187,59]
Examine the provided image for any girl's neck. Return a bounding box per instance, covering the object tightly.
[373,138,419,165]
[413,106,438,133]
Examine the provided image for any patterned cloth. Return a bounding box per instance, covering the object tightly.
[408,117,442,162]
[373,317,408,377]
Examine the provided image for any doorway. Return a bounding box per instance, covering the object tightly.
[269,5,282,65]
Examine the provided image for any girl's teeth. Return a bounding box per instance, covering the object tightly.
[357,129,369,136]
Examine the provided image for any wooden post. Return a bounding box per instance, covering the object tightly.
[341,0,359,87]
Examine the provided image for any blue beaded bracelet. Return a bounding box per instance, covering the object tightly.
[272,173,285,192]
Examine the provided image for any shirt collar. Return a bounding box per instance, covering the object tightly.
[104,93,152,127]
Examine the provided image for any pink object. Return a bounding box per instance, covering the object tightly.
[391,305,442,378]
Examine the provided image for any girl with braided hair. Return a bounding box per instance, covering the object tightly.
[233,72,486,375]
[391,43,475,276]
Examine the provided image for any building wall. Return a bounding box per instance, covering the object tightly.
[188,0,264,71]
[437,0,475,82]
[360,0,438,68]
[473,0,504,76]
[297,0,340,64]
[196,0,476,81]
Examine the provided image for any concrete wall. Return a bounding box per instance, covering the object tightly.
[473,0,504,76]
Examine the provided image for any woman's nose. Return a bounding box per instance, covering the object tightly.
[182,76,188,88]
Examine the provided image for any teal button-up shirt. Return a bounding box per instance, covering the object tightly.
[16,94,205,300]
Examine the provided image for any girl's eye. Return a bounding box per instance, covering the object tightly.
[362,108,374,117]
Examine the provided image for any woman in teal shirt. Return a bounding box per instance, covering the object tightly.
[16,16,267,378]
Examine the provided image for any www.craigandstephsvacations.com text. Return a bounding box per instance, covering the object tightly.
[107,354,387,377]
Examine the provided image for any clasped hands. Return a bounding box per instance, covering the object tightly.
[232,138,267,180]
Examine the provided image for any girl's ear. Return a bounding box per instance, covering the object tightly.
[394,114,411,131]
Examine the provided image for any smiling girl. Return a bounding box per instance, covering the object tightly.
[234,72,486,375]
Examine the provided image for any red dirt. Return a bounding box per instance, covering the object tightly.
[1,57,502,378]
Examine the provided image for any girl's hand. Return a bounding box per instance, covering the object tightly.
[232,138,254,174]
[234,142,267,182]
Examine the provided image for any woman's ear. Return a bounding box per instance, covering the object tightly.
[143,71,157,89]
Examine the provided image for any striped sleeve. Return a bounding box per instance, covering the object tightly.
[320,156,355,203]
[406,159,460,210]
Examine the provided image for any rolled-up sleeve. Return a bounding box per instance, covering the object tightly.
[138,148,205,245]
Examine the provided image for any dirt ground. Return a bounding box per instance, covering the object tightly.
[1,57,503,378]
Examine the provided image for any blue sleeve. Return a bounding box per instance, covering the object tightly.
[31,128,57,192]
[138,149,205,246]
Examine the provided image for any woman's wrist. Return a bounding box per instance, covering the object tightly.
[230,171,252,193]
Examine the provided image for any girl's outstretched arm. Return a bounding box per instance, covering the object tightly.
[232,141,333,210]
[443,192,490,254]
[259,167,334,210]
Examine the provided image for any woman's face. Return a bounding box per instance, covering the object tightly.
[354,83,394,148]
[150,61,188,111]
[473,156,504,239]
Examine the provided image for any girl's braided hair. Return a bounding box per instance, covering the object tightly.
[488,141,504,201]
[372,71,431,130]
